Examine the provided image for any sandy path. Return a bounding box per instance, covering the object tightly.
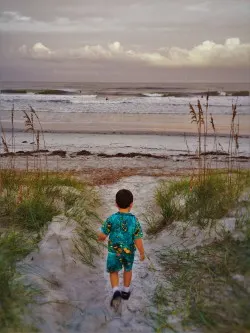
[96,176,168,332]
[23,176,172,333]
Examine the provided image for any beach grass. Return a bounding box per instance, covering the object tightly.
[0,170,88,231]
[147,171,250,234]
[146,178,190,234]
[0,169,100,332]
[154,205,250,333]
[65,179,101,267]
[147,96,247,234]
[0,231,38,333]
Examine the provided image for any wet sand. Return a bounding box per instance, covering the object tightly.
[1,109,249,174]
[1,111,250,136]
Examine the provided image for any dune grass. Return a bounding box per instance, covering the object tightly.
[0,231,38,333]
[0,170,88,231]
[154,206,250,333]
[0,169,100,332]
[147,171,250,234]
[65,181,102,267]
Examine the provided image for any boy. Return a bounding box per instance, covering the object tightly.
[98,189,145,306]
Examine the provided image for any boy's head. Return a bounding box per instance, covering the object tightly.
[116,189,133,209]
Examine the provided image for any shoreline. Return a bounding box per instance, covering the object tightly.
[1,148,250,159]
[1,112,250,136]
[2,127,250,138]
[1,151,249,183]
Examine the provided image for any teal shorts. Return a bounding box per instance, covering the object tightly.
[107,252,135,272]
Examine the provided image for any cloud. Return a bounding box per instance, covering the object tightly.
[19,43,53,59]
[185,1,211,12]
[0,10,122,33]
[19,38,250,67]
[1,11,31,22]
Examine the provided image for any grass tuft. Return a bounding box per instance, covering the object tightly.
[66,190,102,267]
[148,171,250,234]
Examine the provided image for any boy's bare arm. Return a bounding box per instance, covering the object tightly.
[135,238,145,261]
[98,232,107,241]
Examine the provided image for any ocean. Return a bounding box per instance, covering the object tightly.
[1,82,249,158]
[1,81,249,115]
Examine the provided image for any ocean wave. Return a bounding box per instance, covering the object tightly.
[35,89,79,95]
[48,99,71,103]
[1,94,97,103]
[1,89,28,94]
[71,95,97,103]
[142,93,165,97]
[2,88,249,98]
[97,90,249,98]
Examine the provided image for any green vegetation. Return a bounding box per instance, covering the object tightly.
[0,170,88,231]
[147,172,250,234]
[0,169,100,332]
[154,206,250,333]
[0,232,38,333]
[66,182,101,267]
[71,209,103,267]
[147,178,190,234]
[147,95,248,234]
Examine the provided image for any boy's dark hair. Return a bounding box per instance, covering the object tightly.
[116,189,133,209]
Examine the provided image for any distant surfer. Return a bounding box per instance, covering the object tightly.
[98,189,145,308]
[106,97,109,101]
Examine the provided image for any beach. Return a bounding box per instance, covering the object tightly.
[1,0,249,328]
[1,85,250,175]
[1,82,250,333]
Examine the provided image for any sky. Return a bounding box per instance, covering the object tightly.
[0,0,250,82]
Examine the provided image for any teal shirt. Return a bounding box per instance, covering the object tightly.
[101,212,143,255]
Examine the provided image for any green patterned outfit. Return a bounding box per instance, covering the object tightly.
[101,212,143,272]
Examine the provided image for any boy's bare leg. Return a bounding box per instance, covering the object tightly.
[110,272,119,288]
[123,270,132,287]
